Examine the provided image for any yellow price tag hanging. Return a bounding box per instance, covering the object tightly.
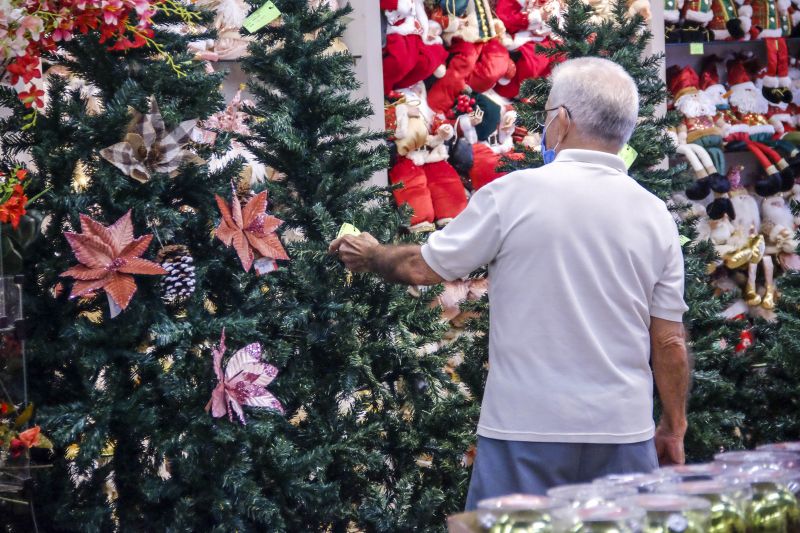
[337,223,361,239]
[618,144,638,170]
[689,42,704,55]
[243,1,281,33]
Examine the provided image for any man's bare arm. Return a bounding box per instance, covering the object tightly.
[650,316,690,464]
[368,244,444,285]
[328,233,445,285]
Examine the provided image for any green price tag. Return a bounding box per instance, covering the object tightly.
[689,42,704,55]
[243,1,281,33]
[618,144,638,169]
[337,223,361,239]
[679,235,691,246]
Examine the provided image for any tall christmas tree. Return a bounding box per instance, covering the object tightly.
[0,2,301,529]
[231,0,478,529]
[461,0,754,463]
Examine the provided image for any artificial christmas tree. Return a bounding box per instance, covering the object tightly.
[0,2,306,530]
[231,1,478,529]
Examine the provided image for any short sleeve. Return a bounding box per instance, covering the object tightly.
[421,187,502,281]
[651,219,689,322]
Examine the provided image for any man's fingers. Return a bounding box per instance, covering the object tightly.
[328,237,344,255]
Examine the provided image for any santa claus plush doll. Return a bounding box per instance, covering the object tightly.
[381,0,449,99]
[426,0,515,113]
[668,65,732,218]
[493,0,563,99]
[724,58,797,193]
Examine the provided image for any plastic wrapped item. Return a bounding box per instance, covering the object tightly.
[616,494,711,533]
[723,469,800,532]
[594,472,677,494]
[476,494,565,532]
[658,463,727,481]
[552,503,646,532]
[656,479,750,533]
[548,483,638,508]
[714,451,800,470]
[756,442,800,455]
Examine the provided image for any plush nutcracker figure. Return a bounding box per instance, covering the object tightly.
[381,0,449,98]
[681,0,713,41]
[708,0,750,39]
[493,0,563,99]
[426,0,516,113]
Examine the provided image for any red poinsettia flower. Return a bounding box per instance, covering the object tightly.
[0,186,28,229]
[60,211,167,311]
[7,54,41,85]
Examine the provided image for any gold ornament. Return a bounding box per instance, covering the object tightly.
[71,160,91,192]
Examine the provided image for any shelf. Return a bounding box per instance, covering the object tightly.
[666,36,800,48]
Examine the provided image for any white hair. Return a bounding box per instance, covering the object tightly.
[548,57,639,147]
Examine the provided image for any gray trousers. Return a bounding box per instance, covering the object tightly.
[465,436,658,510]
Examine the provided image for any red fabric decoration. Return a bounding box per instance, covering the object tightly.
[427,39,511,113]
[383,34,448,95]
[494,40,560,99]
[469,144,525,191]
[424,160,468,220]
[495,0,531,34]
[390,157,434,225]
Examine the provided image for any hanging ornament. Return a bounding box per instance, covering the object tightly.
[71,160,91,192]
[214,182,289,274]
[205,329,284,425]
[157,245,196,305]
[100,97,203,183]
[60,211,167,318]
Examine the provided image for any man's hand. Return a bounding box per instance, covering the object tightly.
[655,421,686,466]
[328,232,380,273]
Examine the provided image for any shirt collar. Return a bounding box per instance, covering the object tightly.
[553,148,628,174]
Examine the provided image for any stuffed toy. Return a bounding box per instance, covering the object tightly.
[681,0,714,41]
[426,0,515,113]
[382,0,449,98]
[189,0,252,61]
[435,277,488,326]
[386,83,432,157]
[493,0,563,99]
[708,0,750,39]
[466,92,525,190]
[390,123,470,230]
[668,65,732,218]
[665,0,685,42]
[722,58,796,193]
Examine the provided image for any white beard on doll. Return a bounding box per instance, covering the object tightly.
[731,192,762,235]
[675,91,718,118]
[762,196,795,230]
[729,85,769,115]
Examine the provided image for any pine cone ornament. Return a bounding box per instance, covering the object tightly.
[157,245,196,305]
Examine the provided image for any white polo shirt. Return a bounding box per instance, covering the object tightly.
[421,149,688,444]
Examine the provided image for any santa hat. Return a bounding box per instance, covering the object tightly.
[727,58,755,90]
[668,65,701,101]
[700,57,723,92]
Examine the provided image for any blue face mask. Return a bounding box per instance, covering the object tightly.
[540,114,559,165]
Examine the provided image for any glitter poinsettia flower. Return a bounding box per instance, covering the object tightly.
[60,211,166,316]
[215,185,289,273]
[205,329,284,425]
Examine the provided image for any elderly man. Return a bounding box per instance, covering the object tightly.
[329,57,690,507]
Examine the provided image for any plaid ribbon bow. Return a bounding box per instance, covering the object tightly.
[100,97,204,183]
